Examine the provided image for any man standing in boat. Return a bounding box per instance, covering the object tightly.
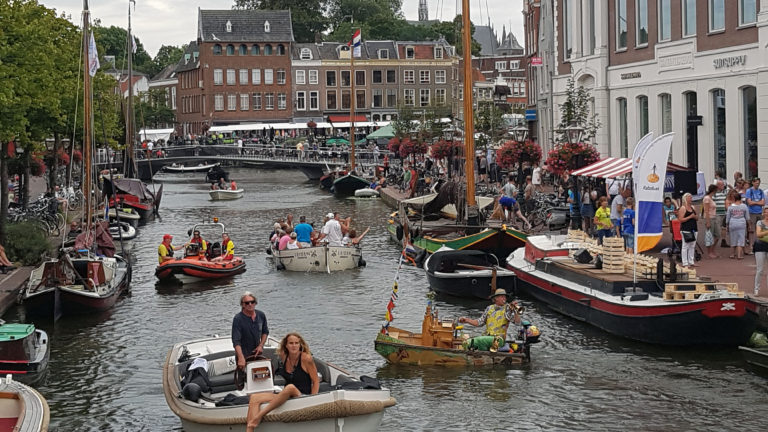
[458,289,521,338]
[232,291,269,370]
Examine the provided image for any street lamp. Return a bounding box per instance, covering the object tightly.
[511,125,529,143]
[564,124,584,145]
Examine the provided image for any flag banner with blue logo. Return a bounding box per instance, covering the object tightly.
[632,133,674,252]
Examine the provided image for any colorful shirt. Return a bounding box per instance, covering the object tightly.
[293,223,313,244]
[746,187,765,215]
[622,208,635,234]
[478,304,514,337]
[158,243,173,264]
[223,239,235,259]
[713,190,727,216]
[595,206,612,229]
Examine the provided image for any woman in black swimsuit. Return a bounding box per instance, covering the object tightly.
[246,332,319,431]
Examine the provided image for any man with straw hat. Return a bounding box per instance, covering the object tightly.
[458,288,521,338]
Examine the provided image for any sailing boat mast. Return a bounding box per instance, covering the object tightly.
[461,0,478,215]
[82,0,93,225]
[125,0,135,177]
[349,29,357,172]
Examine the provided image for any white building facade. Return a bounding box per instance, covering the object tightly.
[548,0,767,183]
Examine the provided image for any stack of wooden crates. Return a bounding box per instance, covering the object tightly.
[601,237,625,273]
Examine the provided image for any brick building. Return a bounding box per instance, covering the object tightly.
[175,9,295,135]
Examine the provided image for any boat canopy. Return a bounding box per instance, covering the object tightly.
[570,157,690,178]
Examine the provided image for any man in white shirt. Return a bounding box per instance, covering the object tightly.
[532,165,542,192]
[610,187,628,236]
[319,212,345,247]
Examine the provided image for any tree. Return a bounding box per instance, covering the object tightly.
[474,101,506,147]
[152,44,186,75]
[556,78,601,144]
[93,24,155,75]
[233,0,329,43]
[135,88,175,130]
[431,15,481,56]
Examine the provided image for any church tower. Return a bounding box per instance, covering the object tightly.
[418,0,428,21]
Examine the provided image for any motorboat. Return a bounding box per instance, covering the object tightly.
[109,221,137,240]
[208,188,244,201]
[505,233,759,346]
[163,335,395,432]
[424,248,516,299]
[107,207,141,227]
[270,245,364,273]
[155,221,246,282]
[164,162,218,173]
[24,251,131,319]
[354,188,379,198]
[0,322,49,385]
[331,173,370,196]
[0,375,49,432]
[375,302,537,366]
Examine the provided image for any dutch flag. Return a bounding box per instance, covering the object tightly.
[348,29,361,58]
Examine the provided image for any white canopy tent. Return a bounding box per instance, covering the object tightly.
[137,128,174,142]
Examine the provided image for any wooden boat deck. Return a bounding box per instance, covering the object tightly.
[0,378,48,431]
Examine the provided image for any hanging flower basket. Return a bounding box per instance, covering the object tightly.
[544,142,600,176]
[73,149,83,163]
[30,157,46,176]
[495,140,542,170]
[399,138,428,158]
[56,148,71,166]
[306,120,317,129]
[430,140,462,159]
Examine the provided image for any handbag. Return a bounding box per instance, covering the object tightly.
[704,230,714,247]
[682,230,696,243]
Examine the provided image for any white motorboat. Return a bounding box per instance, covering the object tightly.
[163,335,395,432]
[270,245,364,273]
[354,188,379,198]
[164,162,219,173]
[209,189,244,200]
[0,374,50,432]
[109,221,137,240]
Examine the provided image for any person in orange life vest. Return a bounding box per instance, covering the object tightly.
[189,230,207,257]
[230,180,237,190]
[158,234,185,264]
[212,232,235,262]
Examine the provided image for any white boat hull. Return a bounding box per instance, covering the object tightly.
[209,189,244,200]
[164,336,393,432]
[0,375,50,432]
[164,163,218,173]
[354,188,379,198]
[272,245,363,272]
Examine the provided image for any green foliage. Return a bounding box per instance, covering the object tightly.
[153,44,186,74]
[431,15,480,56]
[5,222,51,266]
[556,78,601,144]
[93,24,155,75]
[234,0,330,42]
[474,102,506,144]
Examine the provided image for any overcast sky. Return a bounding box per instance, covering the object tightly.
[42,0,524,57]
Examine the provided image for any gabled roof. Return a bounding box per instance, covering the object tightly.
[364,41,397,60]
[151,63,177,82]
[197,9,294,43]
[291,43,320,60]
[473,25,499,56]
[175,41,199,73]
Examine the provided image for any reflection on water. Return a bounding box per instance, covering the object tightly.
[4,167,767,430]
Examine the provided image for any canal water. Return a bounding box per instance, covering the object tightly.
[7,167,767,431]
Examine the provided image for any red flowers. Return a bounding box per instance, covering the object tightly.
[430,140,461,159]
[544,142,600,175]
[387,137,401,155]
[398,138,428,158]
[496,139,542,169]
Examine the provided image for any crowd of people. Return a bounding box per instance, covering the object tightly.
[269,213,369,251]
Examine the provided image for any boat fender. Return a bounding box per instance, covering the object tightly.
[358,257,366,267]
[276,262,286,271]
[396,224,404,241]
[182,383,202,402]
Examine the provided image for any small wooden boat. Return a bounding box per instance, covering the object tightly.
[374,303,534,366]
[164,162,218,173]
[739,345,768,377]
[107,207,141,226]
[155,221,246,282]
[354,188,379,198]
[104,177,162,221]
[163,335,395,432]
[0,322,49,385]
[424,248,516,299]
[208,188,244,200]
[0,375,49,432]
[108,221,136,240]
[271,245,364,273]
[24,252,132,319]
[332,173,370,196]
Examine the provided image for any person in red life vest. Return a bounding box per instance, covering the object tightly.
[230,180,237,190]
[189,230,207,257]
[212,232,235,262]
[158,234,185,264]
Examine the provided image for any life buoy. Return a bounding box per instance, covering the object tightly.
[396,224,404,241]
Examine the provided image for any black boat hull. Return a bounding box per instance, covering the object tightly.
[426,273,516,299]
[513,268,758,346]
[739,346,768,377]
[332,174,370,196]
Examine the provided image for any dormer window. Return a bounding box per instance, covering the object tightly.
[378,49,389,59]
[405,46,415,59]
[226,20,232,33]
[434,47,443,59]
[338,45,350,59]
[264,21,270,33]
[300,48,312,60]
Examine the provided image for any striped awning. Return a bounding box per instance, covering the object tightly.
[570,157,690,178]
